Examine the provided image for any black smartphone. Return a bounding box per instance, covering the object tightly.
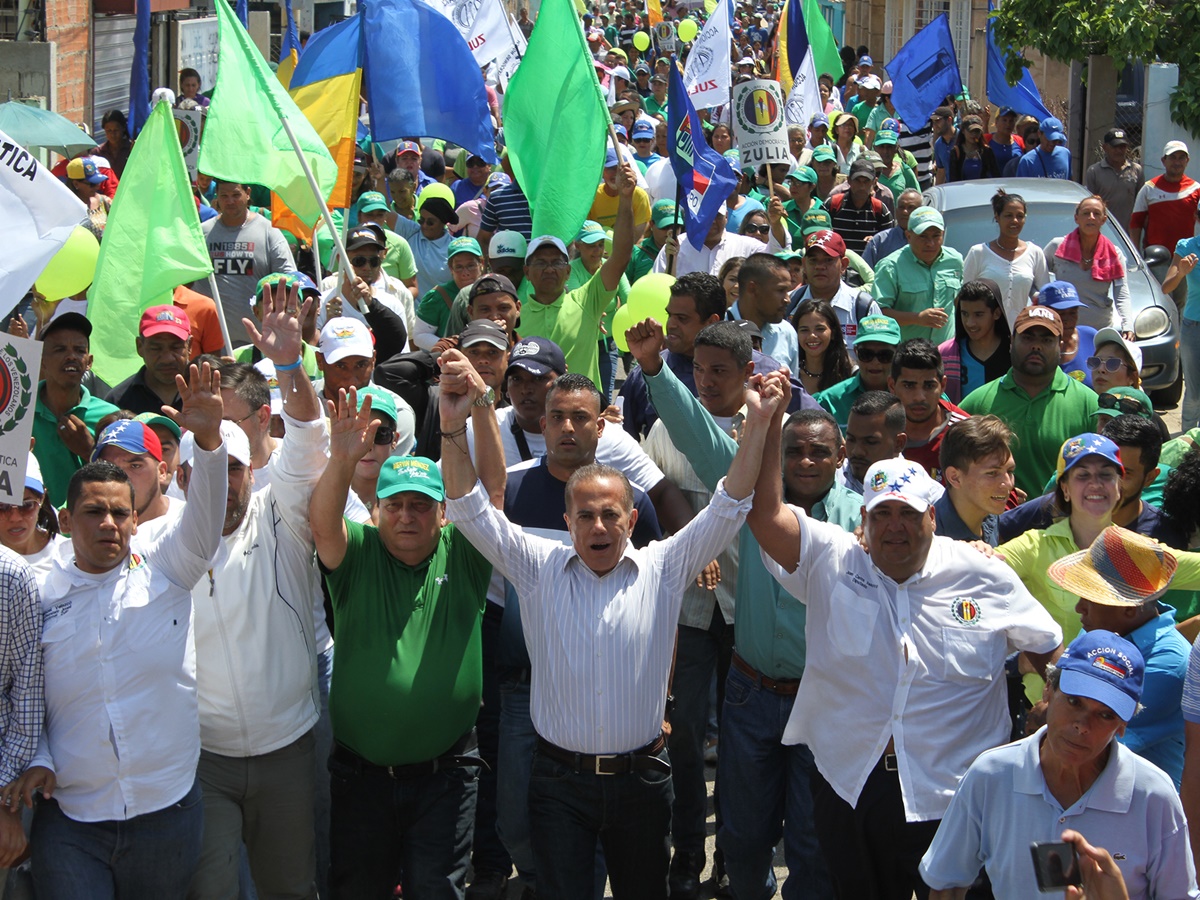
[1031,841,1082,891]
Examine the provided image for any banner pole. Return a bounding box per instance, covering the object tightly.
[206,273,234,356]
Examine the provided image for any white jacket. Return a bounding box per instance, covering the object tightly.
[191,413,328,757]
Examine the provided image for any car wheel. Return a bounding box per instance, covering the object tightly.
[1151,370,1183,408]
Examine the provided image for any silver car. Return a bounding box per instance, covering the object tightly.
[922,178,1181,402]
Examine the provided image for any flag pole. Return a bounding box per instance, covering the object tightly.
[669,183,682,276]
[206,273,234,356]
[277,113,366,313]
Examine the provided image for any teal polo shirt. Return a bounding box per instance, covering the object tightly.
[872,245,963,346]
[960,367,1099,498]
[33,383,121,508]
[814,373,866,431]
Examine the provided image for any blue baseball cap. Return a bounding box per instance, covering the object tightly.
[857,55,873,66]
[25,455,43,496]
[631,120,655,140]
[1038,280,1085,310]
[92,420,163,462]
[1056,433,1124,481]
[809,112,829,129]
[604,147,620,168]
[1040,116,1066,142]
[613,124,628,140]
[1056,630,1144,721]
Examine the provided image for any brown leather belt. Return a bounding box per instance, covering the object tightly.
[732,650,801,696]
[536,734,670,776]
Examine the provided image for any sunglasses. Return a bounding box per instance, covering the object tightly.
[351,256,382,268]
[0,500,38,516]
[745,224,771,235]
[1097,393,1146,416]
[374,425,396,445]
[1086,356,1131,373]
[856,347,895,364]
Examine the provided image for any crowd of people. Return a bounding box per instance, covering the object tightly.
[5,0,1200,899]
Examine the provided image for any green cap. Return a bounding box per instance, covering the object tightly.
[775,250,803,262]
[785,165,817,184]
[254,272,292,302]
[907,206,945,235]
[874,130,899,146]
[811,145,836,163]
[447,235,483,259]
[357,385,398,427]
[651,199,678,228]
[1091,386,1154,421]
[854,315,902,347]
[133,411,182,441]
[801,207,833,235]
[356,191,390,214]
[575,220,608,245]
[377,456,444,501]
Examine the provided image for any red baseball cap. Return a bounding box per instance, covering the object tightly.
[139,305,191,341]
[805,230,846,258]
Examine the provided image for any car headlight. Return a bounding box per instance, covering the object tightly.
[1134,306,1170,339]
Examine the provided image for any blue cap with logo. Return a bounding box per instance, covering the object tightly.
[1038,281,1085,310]
[1056,433,1124,481]
[1056,630,1144,722]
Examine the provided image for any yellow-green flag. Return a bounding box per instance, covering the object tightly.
[88,100,213,386]
[199,0,336,226]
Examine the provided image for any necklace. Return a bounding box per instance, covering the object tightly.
[800,360,823,378]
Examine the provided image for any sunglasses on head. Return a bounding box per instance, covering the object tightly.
[856,347,895,364]
[1097,393,1146,416]
[1086,356,1130,373]
[745,224,771,235]
[351,256,382,268]
[374,425,396,445]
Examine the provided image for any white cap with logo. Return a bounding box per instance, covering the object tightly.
[489,230,528,260]
[863,459,940,513]
[318,317,374,364]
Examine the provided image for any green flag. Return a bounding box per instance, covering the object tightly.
[88,101,213,386]
[199,0,336,227]
[503,0,608,243]
[804,0,843,82]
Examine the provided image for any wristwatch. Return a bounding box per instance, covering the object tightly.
[473,386,496,407]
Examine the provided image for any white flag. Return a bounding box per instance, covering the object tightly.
[428,0,521,68]
[682,0,731,110]
[0,131,86,316]
[782,32,822,131]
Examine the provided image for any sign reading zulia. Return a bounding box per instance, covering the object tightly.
[733,79,790,167]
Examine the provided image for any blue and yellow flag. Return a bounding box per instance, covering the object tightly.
[276,0,302,88]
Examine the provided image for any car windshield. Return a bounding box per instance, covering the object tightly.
[936,201,1144,272]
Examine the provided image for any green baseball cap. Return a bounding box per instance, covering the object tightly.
[811,145,836,163]
[907,207,945,235]
[854,315,902,347]
[651,199,678,228]
[874,130,899,147]
[356,385,398,427]
[447,235,483,259]
[775,250,803,262]
[575,220,608,245]
[785,165,817,184]
[1091,386,1154,421]
[377,456,444,502]
[133,411,182,441]
[801,207,833,235]
[356,191,390,214]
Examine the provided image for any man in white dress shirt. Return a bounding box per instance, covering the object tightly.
[748,399,1063,900]
[440,354,786,900]
[653,200,790,276]
[12,362,228,899]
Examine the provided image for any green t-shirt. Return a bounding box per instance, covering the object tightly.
[813,373,866,431]
[416,280,462,339]
[959,368,1099,498]
[33,383,121,508]
[520,269,616,388]
[872,246,963,346]
[323,519,491,765]
[878,162,919,202]
[382,230,418,283]
[626,235,661,284]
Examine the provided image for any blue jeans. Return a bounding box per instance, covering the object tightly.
[328,734,478,900]
[529,744,673,900]
[472,602,510,875]
[597,337,618,403]
[31,777,203,900]
[716,664,833,900]
[1181,317,1200,430]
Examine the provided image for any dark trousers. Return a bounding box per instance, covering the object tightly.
[810,758,940,900]
[669,609,733,858]
[329,733,479,900]
[471,602,511,876]
[529,744,673,900]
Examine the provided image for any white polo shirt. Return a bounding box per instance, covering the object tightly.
[920,728,1199,899]
[762,506,1061,822]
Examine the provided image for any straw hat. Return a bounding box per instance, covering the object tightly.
[1048,525,1178,607]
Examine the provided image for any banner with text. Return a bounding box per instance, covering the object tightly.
[0,334,42,504]
[732,79,790,168]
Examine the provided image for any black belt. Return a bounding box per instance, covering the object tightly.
[880,753,899,773]
[332,742,486,780]
[537,734,671,776]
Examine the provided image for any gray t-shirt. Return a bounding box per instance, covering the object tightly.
[194,213,296,345]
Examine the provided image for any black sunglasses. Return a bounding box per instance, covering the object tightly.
[856,347,895,364]
[1097,393,1146,416]
[1086,356,1131,373]
[745,224,771,235]
[351,256,382,269]
[374,425,396,445]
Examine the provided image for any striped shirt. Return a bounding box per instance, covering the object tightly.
[0,546,42,786]
[446,479,751,754]
[479,182,533,239]
[898,120,934,189]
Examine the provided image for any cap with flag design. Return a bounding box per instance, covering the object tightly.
[863,458,939,513]
[1055,630,1144,721]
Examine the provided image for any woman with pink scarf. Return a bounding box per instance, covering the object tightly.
[1043,195,1134,338]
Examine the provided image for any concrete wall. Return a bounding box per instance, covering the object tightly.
[0,39,55,102]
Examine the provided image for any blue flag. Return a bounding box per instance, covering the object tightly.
[281,0,301,57]
[127,0,151,136]
[359,0,497,162]
[667,56,739,249]
[985,3,1052,122]
[885,14,961,133]
[235,0,248,26]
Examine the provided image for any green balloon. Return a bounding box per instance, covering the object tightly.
[612,303,638,353]
[677,17,698,42]
[633,31,651,51]
[626,272,675,324]
[37,226,99,301]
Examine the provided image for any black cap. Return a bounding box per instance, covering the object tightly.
[731,319,762,339]
[848,158,876,181]
[346,222,386,251]
[506,336,567,377]
[468,273,519,305]
[42,311,93,339]
[459,319,509,350]
[1104,129,1131,146]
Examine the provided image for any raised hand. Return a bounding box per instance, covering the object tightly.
[745,370,788,421]
[625,318,667,376]
[438,348,487,428]
[767,195,785,224]
[243,280,310,367]
[326,387,380,463]
[164,361,224,451]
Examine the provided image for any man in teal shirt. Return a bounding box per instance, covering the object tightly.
[872,206,962,345]
[627,200,679,283]
[626,318,846,900]
[814,314,900,429]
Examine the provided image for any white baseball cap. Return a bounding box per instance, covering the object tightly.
[863,459,939,513]
[1094,327,1144,374]
[489,230,528,260]
[318,317,375,365]
[1163,140,1190,157]
[178,420,253,468]
[525,235,569,261]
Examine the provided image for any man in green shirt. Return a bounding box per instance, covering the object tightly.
[814,314,900,429]
[960,306,1100,497]
[521,158,637,388]
[645,74,669,118]
[872,206,962,346]
[627,199,679,283]
[310,385,504,898]
[32,313,121,507]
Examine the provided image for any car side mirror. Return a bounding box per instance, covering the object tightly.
[1144,244,1172,283]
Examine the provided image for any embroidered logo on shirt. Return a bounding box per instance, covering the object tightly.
[128,552,146,571]
[951,597,982,625]
[435,574,449,586]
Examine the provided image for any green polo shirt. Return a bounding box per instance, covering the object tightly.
[520,269,616,388]
[878,162,919,201]
[813,373,866,431]
[645,96,668,118]
[33,383,121,508]
[782,197,824,247]
[960,368,1099,498]
[997,517,1082,644]
[626,235,661,284]
[872,245,963,346]
[416,279,462,339]
[323,520,490,765]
